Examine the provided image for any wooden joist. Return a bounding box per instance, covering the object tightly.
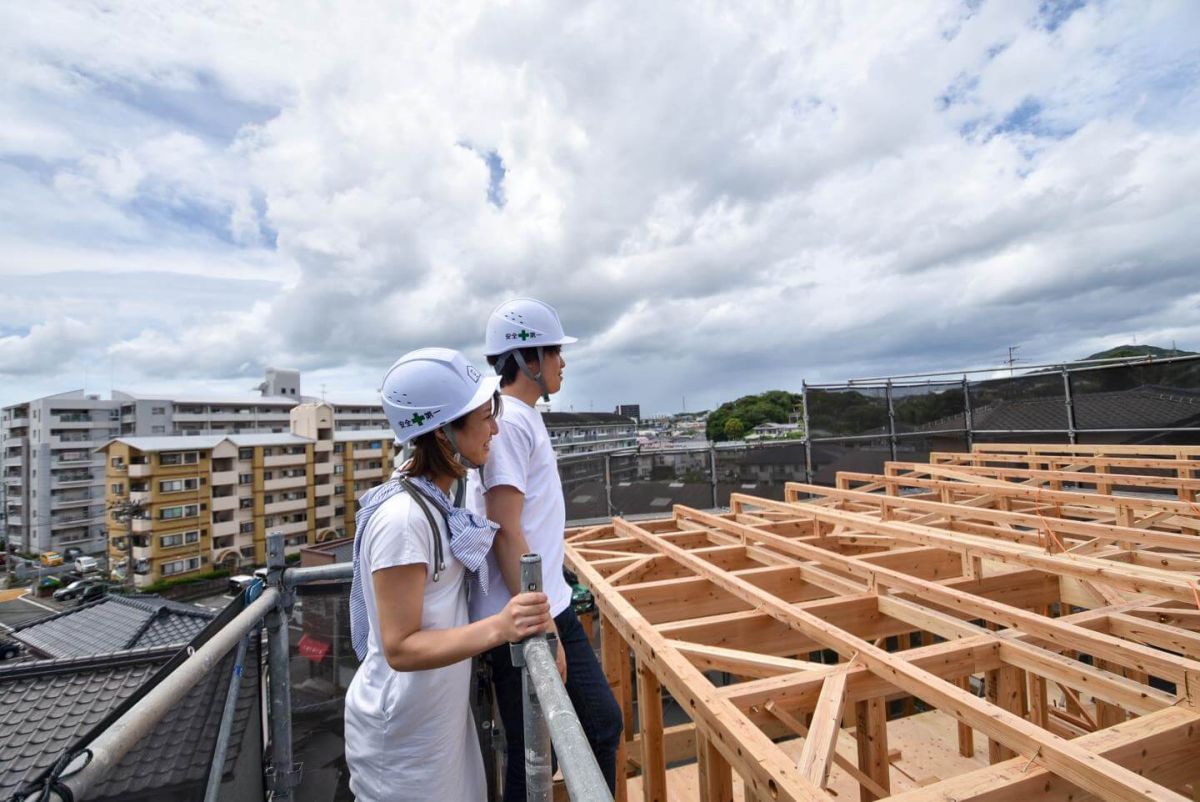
[568,445,1200,801]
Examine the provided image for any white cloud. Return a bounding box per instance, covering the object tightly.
[0,0,1198,414]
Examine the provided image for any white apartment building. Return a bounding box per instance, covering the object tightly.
[1,369,388,558]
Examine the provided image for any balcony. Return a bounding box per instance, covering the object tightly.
[53,496,93,509]
[4,475,21,486]
[352,446,383,460]
[211,495,239,512]
[264,476,305,492]
[51,417,98,428]
[5,416,28,427]
[315,504,335,519]
[53,474,95,488]
[128,464,152,478]
[51,515,93,530]
[5,513,22,526]
[264,498,306,515]
[264,453,307,468]
[212,519,240,538]
[211,470,238,485]
[128,490,151,506]
[314,462,333,476]
[130,517,153,533]
[271,520,308,537]
[2,437,25,449]
[132,545,154,562]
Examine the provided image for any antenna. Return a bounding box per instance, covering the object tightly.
[321,383,327,403]
[1002,345,1026,378]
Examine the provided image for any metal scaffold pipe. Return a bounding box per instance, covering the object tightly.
[57,587,280,799]
[514,552,612,802]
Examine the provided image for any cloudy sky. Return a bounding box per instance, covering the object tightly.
[1,0,1198,414]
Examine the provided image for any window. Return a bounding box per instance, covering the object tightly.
[151,426,166,434]
[111,483,124,495]
[333,486,344,495]
[159,478,199,493]
[238,448,253,460]
[159,452,198,466]
[161,556,202,576]
[238,474,252,485]
[239,522,254,534]
[333,444,344,454]
[110,457,125,468]
[159,503,199,520]
[333,465,344,475]
[239,498,253,509]
[368,440,382,449]
[160,530,200,548]
[151,406,166,415]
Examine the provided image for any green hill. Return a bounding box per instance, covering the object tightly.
[1082,344,1194,361]
[706,390,801,441]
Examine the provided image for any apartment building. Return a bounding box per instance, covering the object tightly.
[544,412,638,457]
[1,369,388,557]
[100,403,394,588]
[2,391,121,559]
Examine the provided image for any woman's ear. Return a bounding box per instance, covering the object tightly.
[434,428,451,445]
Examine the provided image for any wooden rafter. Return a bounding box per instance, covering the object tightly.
[567,446,1200,801]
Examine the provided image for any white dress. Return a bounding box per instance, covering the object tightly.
[344,492,486,801]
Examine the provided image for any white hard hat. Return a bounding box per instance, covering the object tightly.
[484,298,578,357]
[381,348,500,444]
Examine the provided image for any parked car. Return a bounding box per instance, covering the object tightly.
[0,638,20,661]
[74,556,99,575]
[53,578,103,602]
[63,546,84,563]
[36,576,62,596]
[227,574,255,596]
[76,583,108,606]
[39,551,63,567]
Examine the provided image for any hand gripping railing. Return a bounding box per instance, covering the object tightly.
[510,553,613,802]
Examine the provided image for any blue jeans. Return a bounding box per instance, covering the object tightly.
[486,606,623,800]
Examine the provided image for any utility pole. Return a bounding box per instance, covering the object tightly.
[108,497,147,592]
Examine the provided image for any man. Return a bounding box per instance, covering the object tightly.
[469,297,623,799]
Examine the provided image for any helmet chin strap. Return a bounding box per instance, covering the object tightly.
[440,424,482,470]
[509,347,550,402]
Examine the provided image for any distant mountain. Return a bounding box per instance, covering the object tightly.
[1080,344,1195,362]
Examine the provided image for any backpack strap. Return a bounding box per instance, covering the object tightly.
[399,478,449,582]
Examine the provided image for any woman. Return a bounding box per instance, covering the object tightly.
[345,347,552,801]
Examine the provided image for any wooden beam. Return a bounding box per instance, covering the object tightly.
[696,731,734,802]
[601,615,632,802]
[616,515,1192,802]
[797,668,850,787]
[854,697,890,802]
[636,658,666,802]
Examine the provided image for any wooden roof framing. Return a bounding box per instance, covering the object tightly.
[566,443,1200,801]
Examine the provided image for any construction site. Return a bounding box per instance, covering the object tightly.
[6,353,1200,802]
[568,442,1200,801]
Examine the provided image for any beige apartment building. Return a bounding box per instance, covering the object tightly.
[99,403,394,588]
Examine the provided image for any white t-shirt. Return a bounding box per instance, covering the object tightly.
[467,395,573,619]
[343,492,485,802]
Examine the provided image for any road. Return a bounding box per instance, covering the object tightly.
[0,590,62,632]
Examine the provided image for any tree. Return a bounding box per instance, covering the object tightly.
[723,417,746,440]
[707,390,801,441]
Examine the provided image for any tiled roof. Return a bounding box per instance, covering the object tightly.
[0,641,260,800]
[11,595,213,659]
